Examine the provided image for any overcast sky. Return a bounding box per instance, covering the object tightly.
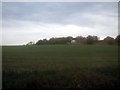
[2,2,118,45]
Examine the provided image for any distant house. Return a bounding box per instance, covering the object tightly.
[75,36,87,44]
[71,40,76,44]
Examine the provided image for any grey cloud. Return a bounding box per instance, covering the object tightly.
[2,2,118,45]
[2,2,117,25]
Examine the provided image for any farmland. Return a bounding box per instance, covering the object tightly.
[2,45,119,89]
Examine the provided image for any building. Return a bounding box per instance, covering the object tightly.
[71,40,76,44]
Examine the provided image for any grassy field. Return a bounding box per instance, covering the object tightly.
[2,45,119,89]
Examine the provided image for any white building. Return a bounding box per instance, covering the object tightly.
[71,40,76,44]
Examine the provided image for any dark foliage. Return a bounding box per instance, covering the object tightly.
[36,37,73,45]
[35,35,102,45]
[115,35,120,45]
[104,36,115,45]
[86,35,99,44]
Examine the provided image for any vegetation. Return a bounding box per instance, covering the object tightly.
[115,35,120,45]
[2,45,119,89]
[36,37,72,45]
[35,35,120,45]
[86,35,99,44]
[104,36,115,45]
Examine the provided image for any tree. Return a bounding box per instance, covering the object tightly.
[104,36,115,45]
[67,36,73,41]
[26,41,34,45]
[36,40,42,45]
[115,35,120,45]
[93,36,99,42]
[86,35,94,44]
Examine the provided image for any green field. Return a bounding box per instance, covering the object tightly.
[2,45,119,89]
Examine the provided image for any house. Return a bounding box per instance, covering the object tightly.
[71,39,76,44]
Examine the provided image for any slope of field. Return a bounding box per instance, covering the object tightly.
[2,45,119,89]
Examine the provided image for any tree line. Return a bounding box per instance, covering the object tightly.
[27,35,120,45]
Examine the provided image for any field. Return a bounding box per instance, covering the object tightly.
[2,45,119,89]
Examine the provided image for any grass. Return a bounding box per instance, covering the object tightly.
[2,45,119,89]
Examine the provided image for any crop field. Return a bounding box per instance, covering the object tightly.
[2,45,119,89]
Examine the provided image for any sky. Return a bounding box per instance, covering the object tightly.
[2,2,118,45]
